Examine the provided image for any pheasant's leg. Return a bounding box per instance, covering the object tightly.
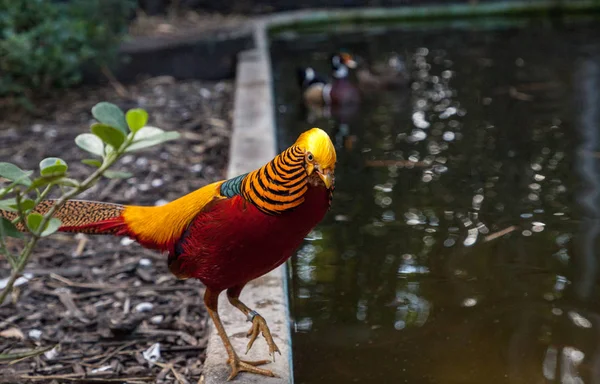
[227,285,282,360]
[203,289,275,380]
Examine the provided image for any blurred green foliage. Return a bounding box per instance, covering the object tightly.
[0,0,135,103]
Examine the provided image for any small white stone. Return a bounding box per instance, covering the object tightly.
[0,273,33,290]
[138,258,152,267]
[200,88,211,98]
[44,346,59,360]
[150,315,164,325]
[154,199,168,206]
[120,237,135,246]
[143,343,161,364]
[91,365,112,373]
[151,179,164,188]
[121,155,134,164]
[28,329,42,340]
[135,302,154,312]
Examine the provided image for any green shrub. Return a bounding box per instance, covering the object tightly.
[0,0,135,102]
[0,102,180,306]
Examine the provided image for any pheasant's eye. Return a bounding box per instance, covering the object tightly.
[307,153,314,162]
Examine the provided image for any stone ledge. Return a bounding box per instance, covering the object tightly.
[200,46,292,384]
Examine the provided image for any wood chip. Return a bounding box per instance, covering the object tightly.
[0,327,24,340]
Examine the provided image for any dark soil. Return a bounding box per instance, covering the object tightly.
[0,77,234,383]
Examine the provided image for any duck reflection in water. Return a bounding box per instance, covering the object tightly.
[297,51,362,152]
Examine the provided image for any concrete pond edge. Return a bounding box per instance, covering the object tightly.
[200,44,292,384]
[201,2,600,383]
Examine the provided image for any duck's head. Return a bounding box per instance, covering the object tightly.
[330,51,357,79]
[297,67,315,88]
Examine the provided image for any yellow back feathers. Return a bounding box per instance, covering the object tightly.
[122,181,225,249]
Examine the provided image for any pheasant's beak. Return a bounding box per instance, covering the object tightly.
[317,169,334,189]
[345,59,357,69]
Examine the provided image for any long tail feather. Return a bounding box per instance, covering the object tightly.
[0,200,128,235]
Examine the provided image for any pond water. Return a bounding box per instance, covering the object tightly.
[271,17,600,384]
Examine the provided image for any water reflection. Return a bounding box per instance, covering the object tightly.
[272,19,600,384]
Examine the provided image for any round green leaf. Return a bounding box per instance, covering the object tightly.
[91,123,126,150]
[75,134,104,157]
[132,126,164,140]
[0,162,32,186]
[125,127,180,152]
[19,199,35,211]
[91,102,128,134]
[0,198,17,212]
[0,217,23,239]
[41,217,62,237]
[27,213,43,232]
[40,157,68,177]
[0,198,34,212]
[55,178,80,188]
[81,159,102,168]
[126,108,149,133]
[29,174,66,189]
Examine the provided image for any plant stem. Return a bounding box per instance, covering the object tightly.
[0,344,57,363]
[0,238,17,270]
[13,189,29,232]
[0,151,122,304]
[0,235,38,305]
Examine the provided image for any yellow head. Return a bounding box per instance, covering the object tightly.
[294,128,336,189]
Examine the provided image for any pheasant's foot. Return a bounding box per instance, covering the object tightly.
[245,311,281,360]
[226,357,276,381]
[227,358,271,366]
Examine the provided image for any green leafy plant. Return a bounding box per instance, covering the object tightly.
[0,102,180,304]
[0,0,135,104]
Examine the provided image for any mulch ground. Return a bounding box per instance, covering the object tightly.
[0,77,233,383]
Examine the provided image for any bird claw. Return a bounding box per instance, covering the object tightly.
[226,357,275,381]
[245,313,282,360]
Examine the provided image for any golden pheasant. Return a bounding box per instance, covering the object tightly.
[1,127,336,380]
